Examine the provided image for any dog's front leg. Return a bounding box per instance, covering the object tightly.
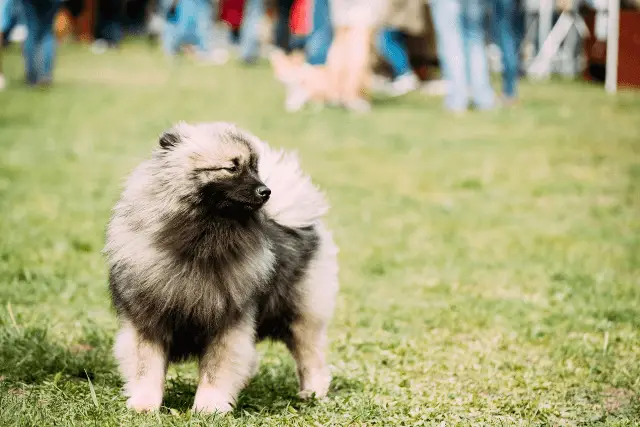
[114,321,167,412]
[193,313,256,414]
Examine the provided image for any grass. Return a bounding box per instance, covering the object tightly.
[1,41,639,426]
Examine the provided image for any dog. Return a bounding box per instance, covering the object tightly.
[104,122,339,413]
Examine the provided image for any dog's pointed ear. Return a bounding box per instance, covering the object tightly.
[159,129,181,150]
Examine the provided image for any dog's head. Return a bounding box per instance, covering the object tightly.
[155,122,270,215]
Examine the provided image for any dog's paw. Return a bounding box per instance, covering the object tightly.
[299,372,331,400]
[126,392,163,412]
[192,388,233,414]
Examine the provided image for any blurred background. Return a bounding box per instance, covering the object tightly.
[1,0,640,101]
[1,0,640,425]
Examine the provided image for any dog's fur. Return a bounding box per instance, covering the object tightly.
[104,122,339,413]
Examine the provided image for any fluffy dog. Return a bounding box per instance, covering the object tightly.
[104,122,339,413]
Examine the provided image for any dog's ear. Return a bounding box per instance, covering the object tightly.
[159,129,181,150]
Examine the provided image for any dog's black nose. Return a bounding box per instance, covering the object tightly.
[256,186,271,199]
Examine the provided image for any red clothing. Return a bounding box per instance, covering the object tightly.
[219,0,311,34]
[220,0,245,29]
[290,0,311,36]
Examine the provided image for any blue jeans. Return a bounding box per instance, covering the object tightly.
[1,0,20,37]
[21,0,59,84]
[377,28,411,78]
[491,0,518,98]
[237,0,263,63]
[305,0,332,65]
[431,0,495,111]
[163,0,213,55]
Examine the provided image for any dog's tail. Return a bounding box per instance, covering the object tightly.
[258,143,329,229]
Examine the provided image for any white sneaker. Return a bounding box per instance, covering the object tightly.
[388,72,419,97]
[420,79,449,97]
[0,74,5,90]
[198,48,229,65]
[91,39,108,55]
[370,74,392,95]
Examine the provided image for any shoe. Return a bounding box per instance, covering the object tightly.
[0,74,5,90]
[501,95,518,108]
[420,79,449,97]
[370,74,392,95]
[91,39,108,55]
[37,77,52,88]
[387,72,419,97]
[197,48,229,65]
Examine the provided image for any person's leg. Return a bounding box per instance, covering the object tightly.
[1,0,12,40]
[305,0,332,66]
[165,0,187,55]
[168,0,200,56]
[238,0,264,63]
[38,1,59,84]
[274,0,294,53]
[431,0,468,112]
[493,0,518,100]
[194,0,212,54]
[290,34,307,52]
[161,0,178,54]
[0,0,5,86]
[462,0,495,110]
[0,31,4,89]
[21,0,39,85]
[376,27,411,78]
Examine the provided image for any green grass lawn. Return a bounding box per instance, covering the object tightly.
[1,42,639,426]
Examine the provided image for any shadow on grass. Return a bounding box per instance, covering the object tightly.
[0,325,116,385]
[1,325,365,415]
[162,364,365,415]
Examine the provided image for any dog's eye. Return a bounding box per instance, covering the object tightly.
[224,166,238,173]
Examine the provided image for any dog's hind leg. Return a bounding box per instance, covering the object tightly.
[289,222,339,399]
[289,317,332,399]
[193,312,256,414]
[114,321,167,412]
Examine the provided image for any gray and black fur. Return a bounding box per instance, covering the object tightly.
[105,122,338,413]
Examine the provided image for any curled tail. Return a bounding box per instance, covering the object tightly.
[258,144,329,229]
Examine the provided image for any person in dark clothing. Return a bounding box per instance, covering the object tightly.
[95,0,124,47]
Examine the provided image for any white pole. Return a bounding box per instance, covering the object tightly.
[539,0,554,59]
[605,0,620,93]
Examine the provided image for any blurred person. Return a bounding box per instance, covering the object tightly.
[0,33,3,90]
[430,0,495,113]
[271,0,333,111]
[219,0,264,64]
[163,0,227,64]
[1,0,21,89]
[490,0,518,105]
[94,0,124,49]
[237,0,264,64]
[21,0,61,87]
[273,0,294,53]
[304,0,331,66]
[1,0,19,45]
[375,0,424,97]
[325,0,385,112]
[269,0,310,81]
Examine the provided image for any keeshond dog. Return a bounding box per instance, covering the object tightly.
[104,122,338,413]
